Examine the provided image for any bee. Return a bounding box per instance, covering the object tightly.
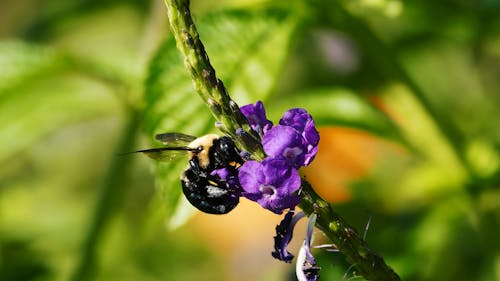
[135,133,243,214]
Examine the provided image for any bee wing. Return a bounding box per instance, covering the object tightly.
[155,132,197,146]
[134,147,192,162]
[120,133,197,162]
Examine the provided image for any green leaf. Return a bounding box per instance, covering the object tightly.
[202,9,297,104]
[143,8,297,224]
[0,41,68,94]
[268,87,402,140]
[0,41,121,163]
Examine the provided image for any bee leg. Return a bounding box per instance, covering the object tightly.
[187,158,207,179]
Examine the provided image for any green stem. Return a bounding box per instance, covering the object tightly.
[163,0,264,160]
[299,181,401,281]
[70,110,140,281]
[162,1,401,280]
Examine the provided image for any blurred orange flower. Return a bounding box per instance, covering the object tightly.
[303,127,404,203]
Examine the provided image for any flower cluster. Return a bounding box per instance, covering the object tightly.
[237,101,321,280]
[238,101,320,214]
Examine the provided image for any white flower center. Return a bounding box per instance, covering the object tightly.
[283,147,303,159]
[259,184,276,196]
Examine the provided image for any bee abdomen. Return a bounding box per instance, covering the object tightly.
[181,170,239,215]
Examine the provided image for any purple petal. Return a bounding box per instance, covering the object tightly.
[261,158,292,184]
[272,209,306,263]
[279,108,310,132]
[240,101,273,136]
[238,159,302,214]
[274,165,302,195]
[279,108,320,167]
[303,119,320,147]
[238,160,263,194]
[209,167,242,196]
[303,145,319,167]
[210,167,230,179]
[259,193,301,214]
[262,125,306,168]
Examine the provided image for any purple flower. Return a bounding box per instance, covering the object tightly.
[272,209,305,263]
[210,167,230,179]
[210,167,241,196]
[240,101,273,136]
[279,108,320,166]
[238,158,301,214]
[296,214,320,281]
[262,125,307,168]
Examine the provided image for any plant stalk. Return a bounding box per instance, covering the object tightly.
[163,0,264,159]
[299,181,401,281]
[162,0,401,280]
[70,110,140,281]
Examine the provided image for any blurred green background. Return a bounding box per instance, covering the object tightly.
[1,0,499,280]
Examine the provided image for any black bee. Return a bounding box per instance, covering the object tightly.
[136,133,243,214]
